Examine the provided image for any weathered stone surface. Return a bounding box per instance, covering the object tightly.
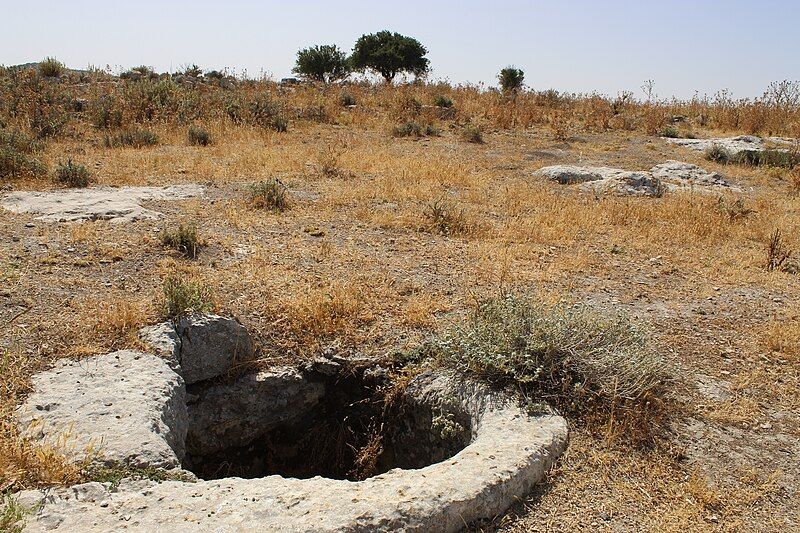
[579,170,664,197]
[1,184,204,223]
[187,367,325,456]
[535,165,609,184]
[16,372,568,532]
[176,314,255,384]
[138,322,181,368]
[537,165,664,196]
[650,161,742,192]
[15,350,187,469]
[664,135,796,155]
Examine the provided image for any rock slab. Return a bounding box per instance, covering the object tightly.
[1,184,204,223]
[664,135,796,155]
[15,350,188,469]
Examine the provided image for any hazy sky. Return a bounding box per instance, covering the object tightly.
[2,0,798,99]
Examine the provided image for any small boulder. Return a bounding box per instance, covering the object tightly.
[535,165,608,184]
[580,170,665,197]
[176,314,255,384]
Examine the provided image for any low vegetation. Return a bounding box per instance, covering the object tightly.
[160,223,200,259]
[162,275,214,320]
[54,159,90,188]
[248,179,288,211]
[187,125,211,146]
[0,129,46,180]
[405,294,671,435]
[103,128,158,148]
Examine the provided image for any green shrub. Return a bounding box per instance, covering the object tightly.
[392,121,423,137]
[160,223,199,258]
[38,57,64,78]
[248,179,288,211]
[434,95,453,108]
[292,44,351,83]
[55,159,91,188]
[103,128,158,148]
[0,129,46,180]
[424,123,441,136]
[705,144,731,164]
[423,199,469,236]
[188,125,211,146]
[340,91,356,107]
[0,493,27,533]
[405,294,670,421]
[162,275,213,320]
[460,124,484,143]
[498,66,524,93]
[659,125,679,138]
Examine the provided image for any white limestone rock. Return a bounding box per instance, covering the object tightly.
[650,161,742,192]
[0,184,204,223]
[15,350,188,469]
[663,135,796,155]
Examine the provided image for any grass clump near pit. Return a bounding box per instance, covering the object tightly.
[54,159,91,188]
[406,294,671,434]
[0,493,28,533]
[160,223,199,258]
[162,275,213,320]
[103,128,159,148]
[423,198,470,236]
[248,179,288,211]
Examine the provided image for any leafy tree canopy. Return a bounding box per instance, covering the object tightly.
[293,44,350,83]
[498,66,525,93]
[351,31,429,83]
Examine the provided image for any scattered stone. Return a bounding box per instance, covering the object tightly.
[537,161,743,197]
[1,184,204,223]
[536,166,664,196]
[186,367,325,456]
[579,170,665,197]
[176,314,255,384]
[138,322,181,368]
[650,161,742,192]
[15,350,187,469]
[664,135,796,155]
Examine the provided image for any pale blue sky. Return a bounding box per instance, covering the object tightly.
[2,0,797,99]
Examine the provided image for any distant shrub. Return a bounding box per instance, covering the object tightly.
[187,125,211,146]
[292,44,351,83]
[54,159,91,188]
[705,145,731,164]
[404,294,671,427]
[340,91,356,107]
[659,125,680,138]
[434,95,453,108]
[160,223,199,258]
[249,179,288,211]
[38,57,65,78]
[120,65,158,81]
[90,97,123,130]
[392,121,423,137]
[423,199,469,236]
[498,66,524,93]
[0,129,46,179]
[247,93,288,132]
[460,124,484,144]
[162,275,213,320]
[733,149,798,169]
[424,123,441,136]
[103,128,158,148]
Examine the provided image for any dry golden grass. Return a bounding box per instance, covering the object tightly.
[2,73,800,530]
